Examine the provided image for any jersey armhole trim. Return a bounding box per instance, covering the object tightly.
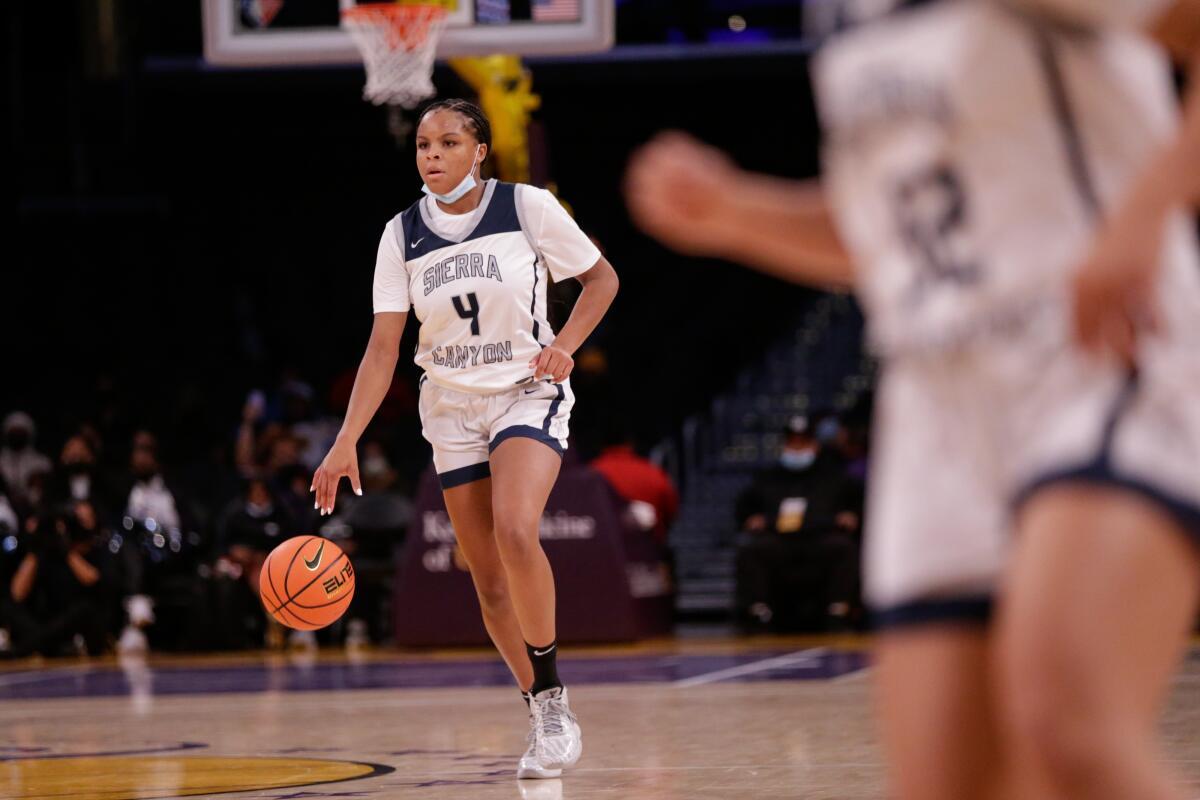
[513,184,546,267]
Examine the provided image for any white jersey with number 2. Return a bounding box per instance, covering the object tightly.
[814,0,1200,358]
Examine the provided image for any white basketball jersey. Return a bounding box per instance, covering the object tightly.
[814,0,1200,357]
[373,180,599,394]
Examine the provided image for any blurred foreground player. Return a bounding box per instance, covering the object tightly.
[627,1,1200,797]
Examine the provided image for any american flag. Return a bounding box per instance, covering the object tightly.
[240,0,284,28]
[532,0,580,22]
[476,0,510,23]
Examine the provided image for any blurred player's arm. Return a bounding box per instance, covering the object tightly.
[1149,0,1200,59]
[1141,0,1200,206]
[1073,0,1200,358]
[624,132,854,290]
[311,311,407,514]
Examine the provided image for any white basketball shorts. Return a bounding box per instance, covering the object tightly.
[418,376,574,490]
[866,325,1200,629]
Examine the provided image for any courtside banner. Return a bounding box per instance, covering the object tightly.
[394,463,668,645]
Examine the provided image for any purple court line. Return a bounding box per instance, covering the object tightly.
[0,650,871,701]
[0,742,207,762]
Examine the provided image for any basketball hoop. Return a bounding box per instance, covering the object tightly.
[341,2,449,108]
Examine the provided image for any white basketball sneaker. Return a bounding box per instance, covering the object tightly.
[517,686,582,779]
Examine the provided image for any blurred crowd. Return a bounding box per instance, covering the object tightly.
[0,375,417,659]
[0,365,871,659]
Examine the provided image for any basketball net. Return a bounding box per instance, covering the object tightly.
[341,2,449,108]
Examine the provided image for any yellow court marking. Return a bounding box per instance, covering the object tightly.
[2,756,380,800]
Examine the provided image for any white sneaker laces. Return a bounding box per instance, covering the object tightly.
[534,693,572,739]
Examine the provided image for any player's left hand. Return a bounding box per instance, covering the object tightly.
[1072,207,1166,365]
[529,345,573,383]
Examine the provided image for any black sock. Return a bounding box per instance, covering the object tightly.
[526,640,562,696]
[521,690,531,708]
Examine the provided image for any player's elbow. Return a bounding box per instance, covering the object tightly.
[605,268,619,298]
[581,257,619,298]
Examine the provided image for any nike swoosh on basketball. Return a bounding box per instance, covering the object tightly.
[533,645,556,657]
[304,540,325,571]
[410,237,425,248]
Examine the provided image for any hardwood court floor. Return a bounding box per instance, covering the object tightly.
[2,639,1198,799]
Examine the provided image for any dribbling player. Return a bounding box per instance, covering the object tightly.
[312,99,619,780]
[627,1,1200,797]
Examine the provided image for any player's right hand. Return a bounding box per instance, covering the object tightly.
[1071,203,1165,365]
[624,131,740,256]
[311,438,362,517]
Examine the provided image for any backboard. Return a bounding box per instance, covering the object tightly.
[202,0,614,66]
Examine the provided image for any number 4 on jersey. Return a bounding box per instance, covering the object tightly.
[452,292,481,336]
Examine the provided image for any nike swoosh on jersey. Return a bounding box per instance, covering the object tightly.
[304,540,326,571]
[533,645,556,657]
[410,237,425,248]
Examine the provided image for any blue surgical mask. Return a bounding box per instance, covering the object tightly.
[780,448,817,471]
[422,145,482,204]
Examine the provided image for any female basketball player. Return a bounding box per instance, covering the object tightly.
[311,98,618,780]
[627,1,1200,798]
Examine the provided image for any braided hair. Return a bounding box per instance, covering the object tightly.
[419,98,492,156]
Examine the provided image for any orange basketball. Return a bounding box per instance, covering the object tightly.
[259,535,355,631]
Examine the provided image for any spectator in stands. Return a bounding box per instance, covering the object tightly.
[345,440,412,538]
[591,424,679,545]
[266,431,304,476]
[273,463,319,534]
[341,440,411,645]
[215,477,296,648]
[4,501,110,657]
[0,475,18,536]
[835,407,872,484]
[280,379,340,473]
[124,432,184,531]
[735,415,861,632]
[116,431,187,653]
[219,477,292,588]
[0,412,53,516]
[48,435,113,517]
[234,389,269,478]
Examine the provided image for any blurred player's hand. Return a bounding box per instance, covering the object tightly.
[311,438,362,516]
[1072,206,1165,364]
[530,345,573,383]
[625,132,740,256]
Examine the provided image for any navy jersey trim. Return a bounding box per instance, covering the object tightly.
[1014,466,1200,544]
[1011,374,1200,542]
[530,259,542,344]
[543,384,566,433]
[398,205,454,262]
[1031,27,1102,222]
[398,180,527,262]
[466,181,523,242]
[489,425,565,457]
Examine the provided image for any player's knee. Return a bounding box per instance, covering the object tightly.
[1001,656,1112,788]
[1013,708,1109,788]
[472,573,510,614]
[492,516,540,564]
